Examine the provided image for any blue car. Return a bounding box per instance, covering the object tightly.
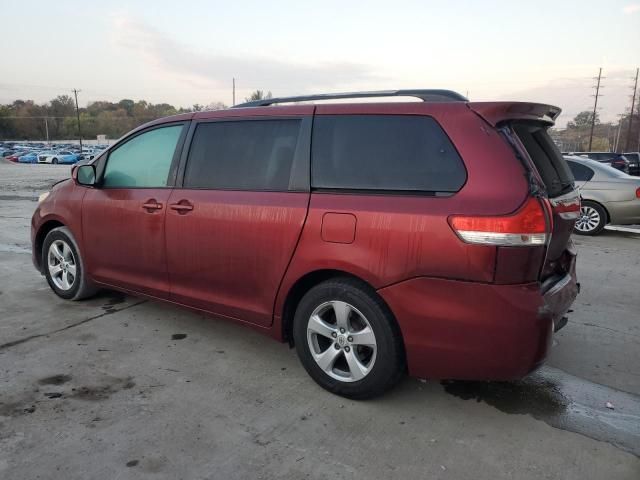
[18,152,39,164]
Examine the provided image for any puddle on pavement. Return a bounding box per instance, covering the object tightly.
[38,374,72,386]
[442,366,640,456]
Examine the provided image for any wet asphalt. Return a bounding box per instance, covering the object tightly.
[1,160,639,478]
[443,366,640,456]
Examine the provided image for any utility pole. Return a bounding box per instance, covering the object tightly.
[72,89,83,151]
[44,117,49,144]
[624,67,638,152]
[614,114,625,152]
[232,78,236,106]
[588,68,604,151]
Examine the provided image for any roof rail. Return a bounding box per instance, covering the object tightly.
[232,89,468,108]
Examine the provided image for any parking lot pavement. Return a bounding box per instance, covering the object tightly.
[1,160,639,479]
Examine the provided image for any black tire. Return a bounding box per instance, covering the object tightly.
[293,277,405,399]
[42,226,97,300]
[574,200,607,236]
[51,158,58,164]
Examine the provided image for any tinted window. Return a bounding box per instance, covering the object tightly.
[566,160,594,181]
[513,123,574,197]
[311,115,466,192]
[184,120,300,191]
[103,125,183,188]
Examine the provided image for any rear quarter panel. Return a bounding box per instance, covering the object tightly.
[274,103,530,327]
[581,180,640,224]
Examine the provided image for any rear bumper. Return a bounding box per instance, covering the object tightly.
[378,268,578,381]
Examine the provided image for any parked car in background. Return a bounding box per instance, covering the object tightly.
[80,149,99,161]
[38,151,81,164]
[564,151,631,174]
[564,155,640,235]
[32,90,580,399]
[6,152,23,162]
[622,152,640,176]
[1,149,17,157]
[18,152,40,164]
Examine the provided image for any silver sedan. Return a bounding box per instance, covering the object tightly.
[564,155,640,235]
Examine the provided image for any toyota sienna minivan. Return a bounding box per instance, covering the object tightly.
[32,90,580,399]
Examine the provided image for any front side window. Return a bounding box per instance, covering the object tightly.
[311,115,466,192]
[103,125,183,188]
[184,120,301,191]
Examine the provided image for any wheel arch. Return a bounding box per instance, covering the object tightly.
[280,269,401,348]
[34,219,65,272]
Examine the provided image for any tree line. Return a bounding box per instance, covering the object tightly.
[0,90,273,141]
[4,91,635,151]
[551,107,639,152]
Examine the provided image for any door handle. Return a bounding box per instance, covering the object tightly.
[170,200,194,214]
[142,199,163,212]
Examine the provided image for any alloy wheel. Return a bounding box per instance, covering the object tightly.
[306,300,377,382]
[575,206,601,233]
[47,239,77,291]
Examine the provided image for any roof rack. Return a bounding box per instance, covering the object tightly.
[232,89,468,108]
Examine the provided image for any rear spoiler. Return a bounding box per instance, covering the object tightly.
[468,102,561,127]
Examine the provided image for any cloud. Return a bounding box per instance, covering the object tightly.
[506,70,635,127]
[111,16,381,95]
[623,4,640,13]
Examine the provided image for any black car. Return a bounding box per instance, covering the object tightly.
[564,151,631,174]
[622,152,640,176]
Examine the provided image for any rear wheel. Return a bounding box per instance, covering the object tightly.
[293,278,405,399]
[574,201,606,235]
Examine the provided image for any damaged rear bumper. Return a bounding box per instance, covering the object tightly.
[378,266,579,381]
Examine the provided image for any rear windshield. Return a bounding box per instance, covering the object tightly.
[512,122,574,197]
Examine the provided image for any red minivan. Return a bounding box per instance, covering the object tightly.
[31,90,580,398]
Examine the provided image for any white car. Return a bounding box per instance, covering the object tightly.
[37,151,79,164]
[80,150,100,161]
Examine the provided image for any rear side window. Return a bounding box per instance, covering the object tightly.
[311,115,466,193]
[512,123,574,197]
[566,160,594,181]
[184,120,300,191]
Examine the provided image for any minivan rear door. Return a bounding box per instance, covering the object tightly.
[165,110,313,327]
[509,122,581,278]
[470,102,580,282]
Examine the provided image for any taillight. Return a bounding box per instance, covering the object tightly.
[636,187,640,198]
[449,197,549,246]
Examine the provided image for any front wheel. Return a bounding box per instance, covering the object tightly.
[42,226,96,300]
[51,158,58,164]
[293,278,405,399]
[574,201,606,235]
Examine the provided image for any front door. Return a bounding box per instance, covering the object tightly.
[82,123,186,297]
[165,116,311,326]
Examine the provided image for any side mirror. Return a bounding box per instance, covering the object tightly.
[75,164,97,186]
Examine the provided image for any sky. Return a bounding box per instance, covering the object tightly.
[1,0,639,127]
